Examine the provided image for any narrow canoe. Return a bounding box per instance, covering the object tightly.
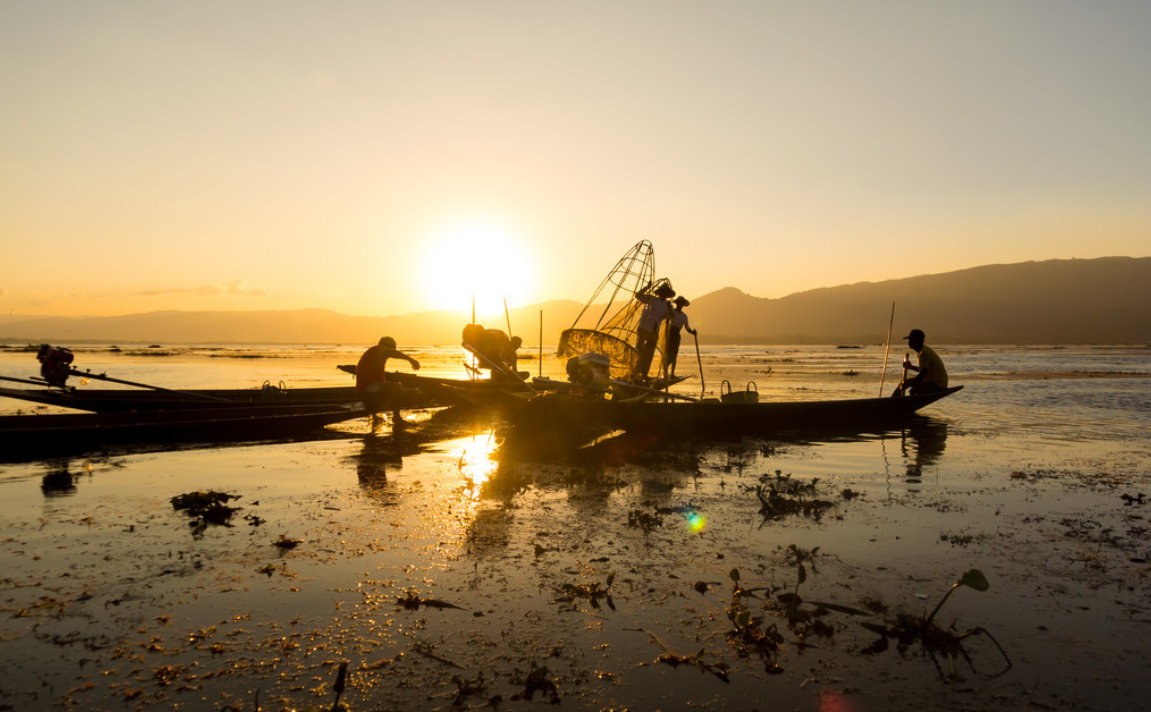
[483,386,964,435]
[0,403,371,460]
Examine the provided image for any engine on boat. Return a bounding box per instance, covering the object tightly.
[566,352,611,391]
[37,344,75,388]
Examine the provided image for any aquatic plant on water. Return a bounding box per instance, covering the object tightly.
[861,568,1013,679]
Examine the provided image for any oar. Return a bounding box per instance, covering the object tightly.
[692,331,704,398]
[67,368,232,401]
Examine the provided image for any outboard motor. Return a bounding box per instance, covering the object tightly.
[566,352,612,391]
[37,344,75,388]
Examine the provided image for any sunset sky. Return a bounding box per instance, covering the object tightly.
[3,1,1149,321]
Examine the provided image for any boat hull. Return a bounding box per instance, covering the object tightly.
[0,383,436,413]
[0,403,370,460]
[497,386,964,436]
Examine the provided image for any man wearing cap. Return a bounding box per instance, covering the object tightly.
[899,329,948,395]
[356,336,420,421]
[666,295,697,378]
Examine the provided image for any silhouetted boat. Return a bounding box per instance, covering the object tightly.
[0,402,371,460]
[477,386,964,436]
[0,382,367,413]
[336,367,537,407]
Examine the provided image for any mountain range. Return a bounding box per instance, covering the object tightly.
[2,257,1149,346]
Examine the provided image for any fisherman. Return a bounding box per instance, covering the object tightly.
[461,324,520,380]
[896,329,948,395]
[497,335,524,382]
[356,336,420,423]
[634,281,675,380]
[666,296,697,378]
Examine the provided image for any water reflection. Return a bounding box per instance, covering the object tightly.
[897,419,949,484]
[348,405,495,491]
[40,460,83,497]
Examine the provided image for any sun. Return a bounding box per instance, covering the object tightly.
[421,219,535,318]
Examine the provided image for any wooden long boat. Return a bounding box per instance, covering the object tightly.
[0,383,362,412]
[0,402,371,460]
[0,380,444,414]
[480,386,964,436]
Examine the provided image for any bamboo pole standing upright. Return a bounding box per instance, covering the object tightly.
[879,301,896,397]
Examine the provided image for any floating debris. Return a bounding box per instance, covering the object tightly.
[170,490,241,537]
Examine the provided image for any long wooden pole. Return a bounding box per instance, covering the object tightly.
[464,345,537,394]
[879,301,896,397]
[692,331,704,398]
[539,310,543,379]
[69,369,231,401]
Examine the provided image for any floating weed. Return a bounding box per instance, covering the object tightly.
[510,661,560,704]
[629,628,731,682]
[724,569,785,674]
[861,569,1012,679]
[755,471,839,521]
[559,572,616,610]
[627,508,664,533]
[451,670,489,706]
[170,490,241,537]
[727,560,872,670]
[396,590,466,611]
[273,534,302,550]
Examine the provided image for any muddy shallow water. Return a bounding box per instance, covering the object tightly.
[1,344,1150,711]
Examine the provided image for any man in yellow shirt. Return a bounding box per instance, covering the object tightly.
[900,329,948,394]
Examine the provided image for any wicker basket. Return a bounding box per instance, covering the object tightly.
[720,380,759,404]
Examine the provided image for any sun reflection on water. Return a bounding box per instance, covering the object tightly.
[448,434,500,501]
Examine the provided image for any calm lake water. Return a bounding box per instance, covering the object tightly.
[1,343,1149,711]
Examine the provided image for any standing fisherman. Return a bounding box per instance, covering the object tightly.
[666,296,697,378]
[634,281,675,381]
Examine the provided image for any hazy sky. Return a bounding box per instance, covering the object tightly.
[3,1,1149,320]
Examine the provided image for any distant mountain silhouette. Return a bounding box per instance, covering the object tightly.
[689,256,1151,344]
[2,258,1148,345]
[0,302,587,348]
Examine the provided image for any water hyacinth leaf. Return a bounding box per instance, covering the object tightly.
[960,569,989,592]
[797,563,807,585]
[729,568,741,582]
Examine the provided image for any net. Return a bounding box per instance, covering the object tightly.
[556,241,673,378]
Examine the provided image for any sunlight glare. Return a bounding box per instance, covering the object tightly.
[421,220,534,317]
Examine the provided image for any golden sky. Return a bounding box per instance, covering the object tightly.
[2,1,1149,320]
